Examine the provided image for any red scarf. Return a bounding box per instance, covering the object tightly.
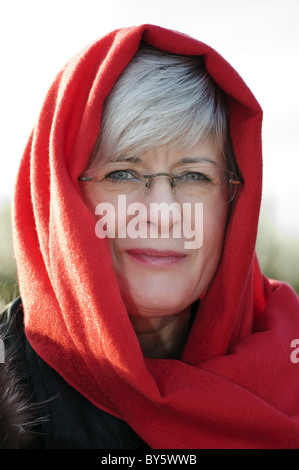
[13,24,299,449]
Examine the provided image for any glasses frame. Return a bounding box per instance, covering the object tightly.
[78,169,243,204]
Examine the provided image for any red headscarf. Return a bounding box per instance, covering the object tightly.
[13,24,299,448]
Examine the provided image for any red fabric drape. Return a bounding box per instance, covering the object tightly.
[13,24,299,449]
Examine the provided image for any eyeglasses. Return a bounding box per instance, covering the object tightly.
[78,164,242,205]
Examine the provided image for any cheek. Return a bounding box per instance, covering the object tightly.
[202,204,228,248]
[107,237,123,271]
[191,204,228,285]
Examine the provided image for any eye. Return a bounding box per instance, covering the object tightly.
[104,169,137,182]
[182,171,212,182]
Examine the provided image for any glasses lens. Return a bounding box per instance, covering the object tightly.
[172,166,239,204]
[80,165,240,205]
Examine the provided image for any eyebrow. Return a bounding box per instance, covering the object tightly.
[108,155,217,166]
[108,155,142,163]
[176,157,218,166]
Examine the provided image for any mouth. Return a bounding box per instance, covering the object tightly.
[126,248,186,266]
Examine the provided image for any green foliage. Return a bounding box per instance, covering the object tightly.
[0,202,19,311]
[256,205,299,294]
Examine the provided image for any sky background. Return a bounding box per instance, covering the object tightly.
[1,0,298,236]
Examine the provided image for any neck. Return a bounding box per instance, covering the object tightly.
[129,308,191,359]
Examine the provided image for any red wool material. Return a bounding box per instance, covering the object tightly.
[13,25,299,448]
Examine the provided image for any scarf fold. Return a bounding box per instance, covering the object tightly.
[13,24,299,449]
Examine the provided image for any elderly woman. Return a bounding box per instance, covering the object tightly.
[1,24,299,449]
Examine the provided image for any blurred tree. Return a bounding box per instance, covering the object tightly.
[256,204,299,295]
[0,202,18,310]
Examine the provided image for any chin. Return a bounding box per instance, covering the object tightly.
[118,273,203,318]
[109,240,222,317]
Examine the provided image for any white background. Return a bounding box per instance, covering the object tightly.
[1,0,298,235]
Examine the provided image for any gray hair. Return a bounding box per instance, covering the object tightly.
[88,42,235,170]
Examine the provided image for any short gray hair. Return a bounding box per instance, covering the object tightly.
[89,43,235,170]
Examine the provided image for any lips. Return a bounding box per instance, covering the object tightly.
[126,248,186,266]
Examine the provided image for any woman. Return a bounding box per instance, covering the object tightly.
[1,24,299,449]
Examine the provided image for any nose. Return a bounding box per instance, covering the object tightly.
[144,172,176,189]
[139,173,182,238]
[142,173,179,202]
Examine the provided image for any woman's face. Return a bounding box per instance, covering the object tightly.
[81,141,229,318]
